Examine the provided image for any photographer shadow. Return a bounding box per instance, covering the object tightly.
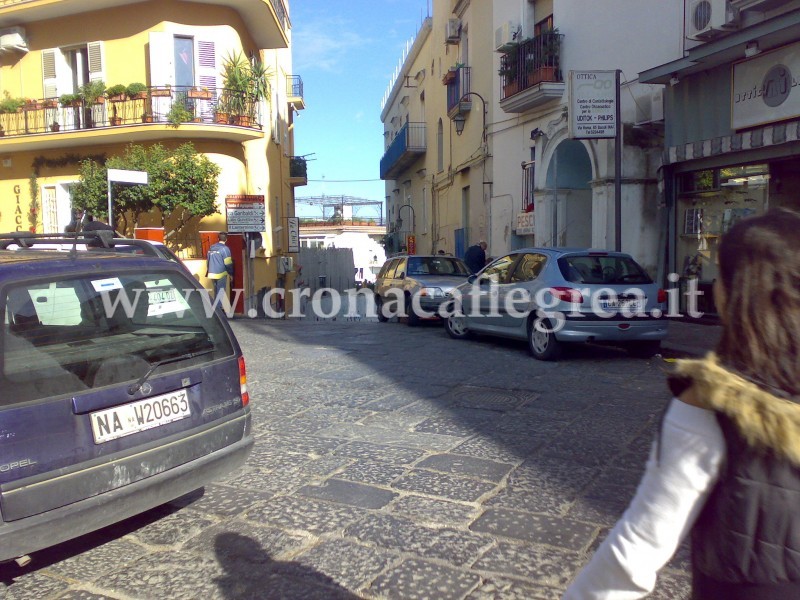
[214,532,362,600]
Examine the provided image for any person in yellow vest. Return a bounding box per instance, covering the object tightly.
[206,232,234,301]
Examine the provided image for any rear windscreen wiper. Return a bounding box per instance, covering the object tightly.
[128,347,214,395]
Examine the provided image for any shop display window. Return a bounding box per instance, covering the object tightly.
[676,164,769,314]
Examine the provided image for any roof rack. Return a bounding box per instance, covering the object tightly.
[0,231,162,257]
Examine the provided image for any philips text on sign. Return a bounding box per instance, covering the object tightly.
[569,71,617,139]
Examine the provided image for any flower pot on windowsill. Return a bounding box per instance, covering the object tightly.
[150,88,171,97]
[108,94,126,103]
[442,71,456,85]
[142,113,154,123]
[188,89,212,100]
[215,112,230,124]
[110,116,122,126]
[50,123,60,132]
[43,99,59,109]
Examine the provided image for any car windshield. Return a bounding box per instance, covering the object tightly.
[558,254,653,285]
[2,270,233,404]
[406,257,471,276]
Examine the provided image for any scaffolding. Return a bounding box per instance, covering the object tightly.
[295,195,385,225]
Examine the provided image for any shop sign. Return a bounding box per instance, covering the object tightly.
[515,211,535,235]
[733,42,800,130]
[225,195,265,233]
[568,70,617,139]
[406,234,416,254]
[287,217,299,253]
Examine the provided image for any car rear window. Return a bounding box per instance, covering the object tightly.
[2,270,233,405]
[407,257,470,276]
[559,255,653,285]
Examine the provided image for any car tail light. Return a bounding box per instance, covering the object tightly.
[238,356,249,407]
[657,289,667,303]
[550,287,583,303]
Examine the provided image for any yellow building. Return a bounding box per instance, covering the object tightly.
[0,0,305,315]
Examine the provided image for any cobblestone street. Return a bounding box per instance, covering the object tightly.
[0,317,693,599]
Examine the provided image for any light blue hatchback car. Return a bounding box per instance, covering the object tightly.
[443,248,669,360]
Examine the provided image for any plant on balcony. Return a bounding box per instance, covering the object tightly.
[106,84,127,102]
[79,80,106,105]
[166,102,193,128]
[50,122,60,132]
[59,93,82,107]
[188,86,212,100]
[221,51,272,126]
[109,103,122,126]
[126,82,147,100]
[0,93,25,113]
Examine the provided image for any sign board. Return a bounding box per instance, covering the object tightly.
[287,217,300,253]
[732,42,800,130]
[225,195,265,233]
[406,234,416,255]
[515,211,535,235]
[568,70,617,139]
[107,169,148,185]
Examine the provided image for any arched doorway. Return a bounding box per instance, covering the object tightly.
[545,139,592,247]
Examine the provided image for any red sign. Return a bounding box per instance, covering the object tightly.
[406,234,416,255]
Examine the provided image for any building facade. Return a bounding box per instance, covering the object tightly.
[0,0,305,315]
[380,0,682,276]
[641,0,800,314]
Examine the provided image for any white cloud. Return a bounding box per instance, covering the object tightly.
[292,17,369,73]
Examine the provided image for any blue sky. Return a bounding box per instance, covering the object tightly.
[291,0,430,220]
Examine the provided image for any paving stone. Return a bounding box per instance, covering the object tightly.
[451,434,540,464]
[0,572,70,600]
[646,571,692,599]
[244,495,365,536]
[333,441,426,465]
[294,539,397,591]
[473,541,582,588]
[466,576,563,600]
[317,423,463,451]
[444,385,538,411]
[173,485,276,518]
[471,508,597,550]
[56,591,120,600]
[365,558,481,599]
[298,478,398,509]
[345,513,491,567]
[35,535,146,583]
[336,459,409,486]
[416,454,514,483]
[538,437,627,467]
[389,495,478,528]
[183,519,308,562]
[392,469,498,502]
[362,393,419,411]
[566,486,633,527]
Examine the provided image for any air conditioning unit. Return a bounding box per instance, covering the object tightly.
[687,0,738,40]
[445,18,461,44]
[635,88,665,125]
[0,27,27,53]
[495,21,520,52]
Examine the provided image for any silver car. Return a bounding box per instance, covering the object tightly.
[374,254,471,325]
[444,248,669,360]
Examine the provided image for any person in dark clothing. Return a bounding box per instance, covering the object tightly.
[207,232,234,301]
[463,241,487,273]
[564,208,800,599]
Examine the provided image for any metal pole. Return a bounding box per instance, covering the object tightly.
[107,179,113,227]
[552,146,558,246]
[615,69,622,252]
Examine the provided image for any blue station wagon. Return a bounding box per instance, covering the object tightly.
[0,232,253,564]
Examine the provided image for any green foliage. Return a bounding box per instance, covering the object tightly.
[79,80,106,104]
[59,93,81,106]
[166,102,193,128]
[71,143,220,235]
[221,51,273,118]
[106,84,127,97]
[126,82,147,99]
[0,92,25,114]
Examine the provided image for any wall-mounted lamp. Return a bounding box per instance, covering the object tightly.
[669,74,680,87]
[453,112,467,135]
[451,92,486,141]
[530,128,542,140]
[745,41,761,58]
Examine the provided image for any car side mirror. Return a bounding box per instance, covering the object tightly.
[467,275,477,284]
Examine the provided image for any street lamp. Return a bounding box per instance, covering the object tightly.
[452,92,486,142]
[396,203,415,231]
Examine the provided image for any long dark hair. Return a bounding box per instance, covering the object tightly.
[716,208,800,396]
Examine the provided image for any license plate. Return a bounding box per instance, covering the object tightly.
[148,288,176,304]
[90,389,191,444]
[600,299,643,312]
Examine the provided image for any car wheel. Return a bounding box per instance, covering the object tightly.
[528,318,562,361]
[404,294,421,326]
[626,341,661,358]
[444,313,472,339]
[375,296,388,323]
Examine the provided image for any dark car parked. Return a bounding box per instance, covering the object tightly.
[0,232,253,565]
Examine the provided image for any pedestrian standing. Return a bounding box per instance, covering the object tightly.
[207,232,234,302]
[563,208,800,599]
[463,240,487,274]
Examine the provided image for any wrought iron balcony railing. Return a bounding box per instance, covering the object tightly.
[286,75,304,99]
[380,122,426,180]
[499,31,564,100]
[445,66,471,115]
[0,86,262,137]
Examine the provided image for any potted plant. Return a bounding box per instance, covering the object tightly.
[533,28,560,84]
[79,80,106,105]
[50,121,60,132]
[499,42,521,96]
[188,86,212,100]
[166,102,193,128]
[222,51,272,126]
[109,103,122,126]
[141,110,154,123]
[59,92,82,108]
[126,82,148,100]
[106,84,127,102]
[0,93,25,113]
[42,98,59,109]
[150,84,171,97]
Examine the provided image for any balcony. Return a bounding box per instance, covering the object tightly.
[380,122,426,181]
[499,31,565,113]
[0,86,263,152]
[287,75,305,110]
[289,156,307,186]
[0,0,289,49]
[445,66,472,119]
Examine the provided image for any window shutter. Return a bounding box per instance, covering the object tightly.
[148,32,174,87]
[197,40,217,120]
[87,42,104,82]
[42,49,57,99]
